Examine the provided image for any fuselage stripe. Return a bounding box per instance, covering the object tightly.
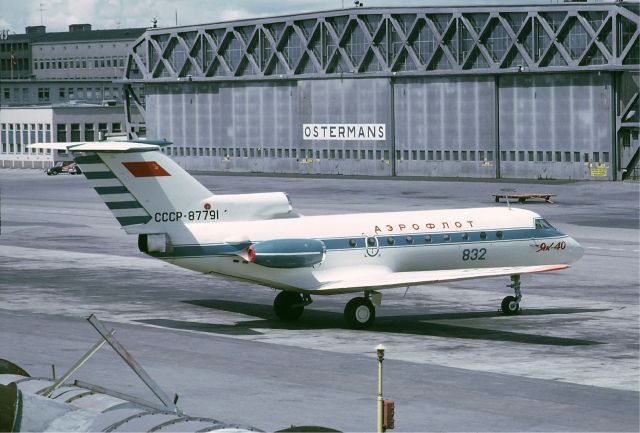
[149,229,566,259]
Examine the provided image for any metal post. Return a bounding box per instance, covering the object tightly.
[389,78,396,177]
[376,344,385,433]
[494,74,501,179]
[86,314,178,412]
[38,330,114,397]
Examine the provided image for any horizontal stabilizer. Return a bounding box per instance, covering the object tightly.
[28,141,161,152]
[314,264,569,294]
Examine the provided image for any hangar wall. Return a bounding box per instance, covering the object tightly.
[146,71,614,179]
[125,4,640,180]
[394,76,496,178]
[148,78,394,175]
[499,73,612,180]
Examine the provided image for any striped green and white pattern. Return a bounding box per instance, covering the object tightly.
[75,154,151,227]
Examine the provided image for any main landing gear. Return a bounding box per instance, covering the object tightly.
[273,291,312,321]
[272,290,378,329]
[501,275,522,315]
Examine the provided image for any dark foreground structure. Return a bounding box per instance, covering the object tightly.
[122,2,640,180]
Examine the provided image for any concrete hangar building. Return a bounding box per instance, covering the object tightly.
[125,2,635,180]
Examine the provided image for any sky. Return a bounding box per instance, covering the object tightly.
[0,0,569,34]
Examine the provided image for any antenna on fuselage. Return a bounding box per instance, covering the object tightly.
[500,188,515,210]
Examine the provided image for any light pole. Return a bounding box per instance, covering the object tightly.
[376,344,385,433]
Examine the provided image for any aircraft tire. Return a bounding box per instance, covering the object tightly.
[344,297,375,329]
[273,291,304,321]
[501,296,520,315]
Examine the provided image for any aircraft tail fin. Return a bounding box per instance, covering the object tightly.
[30,141,213,232]
[29,141,297,233]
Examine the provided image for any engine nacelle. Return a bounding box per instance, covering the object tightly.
[138,233,171,253]
[199,192,298,221]
[247,239,326,268]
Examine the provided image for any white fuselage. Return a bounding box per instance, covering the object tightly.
[148,207,583,293]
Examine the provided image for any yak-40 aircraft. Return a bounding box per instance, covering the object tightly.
[31,140,583,329]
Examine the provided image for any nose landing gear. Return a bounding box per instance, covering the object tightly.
[501,275,522,315]
[344,297,375,329]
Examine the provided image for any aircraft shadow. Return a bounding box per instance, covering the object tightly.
[134,299,606,346]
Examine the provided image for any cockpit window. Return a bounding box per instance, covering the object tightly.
[535,218,555,230]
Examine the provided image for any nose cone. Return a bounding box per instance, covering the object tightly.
[566,236,584,264]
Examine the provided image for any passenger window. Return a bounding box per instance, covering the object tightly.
[367,237,376,247]
[443,234,451,242]
[405,235,413,244]
[424,235,432,243]
[349,239,357,247]
[462,233,469,241]
[480,232,487,241]
[496,231,503,240]
[387,237,395,246]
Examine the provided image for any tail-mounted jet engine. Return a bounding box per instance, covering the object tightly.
[247,239,326,268]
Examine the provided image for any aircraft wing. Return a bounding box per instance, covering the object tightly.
[313,264,568,294]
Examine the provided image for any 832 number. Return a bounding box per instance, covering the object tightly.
[462,248,486,261]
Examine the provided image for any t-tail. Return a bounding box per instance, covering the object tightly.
[29,141,298,236]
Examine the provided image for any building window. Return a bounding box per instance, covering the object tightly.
[37,87,50,103]
[98,123,108,137]
[56,124,67,142]
[70,124,81,141]
[112,122,121,133]
[59,88,65,98]
[85,123,95,141]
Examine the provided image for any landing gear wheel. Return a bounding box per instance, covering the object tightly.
[344,297,376,329]
[273,291,304,321]
[501,295,520,315]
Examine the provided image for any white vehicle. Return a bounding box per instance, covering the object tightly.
[30,141,583,328]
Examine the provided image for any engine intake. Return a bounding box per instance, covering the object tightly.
[138,233,171,253]
[247,239,326,268]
